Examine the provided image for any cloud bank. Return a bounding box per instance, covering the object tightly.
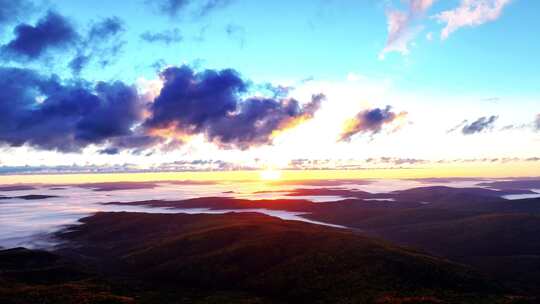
[144,66,323,149]
[0,67,144,152]
[0,65,323,153]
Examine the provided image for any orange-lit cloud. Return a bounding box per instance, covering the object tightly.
[339,106,407,141]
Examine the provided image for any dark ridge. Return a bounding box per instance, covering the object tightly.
[280,187,372,198]
[478,179,540,191]
[0,185,36,191]
[407,177,491,184]
[75,180,219,191]
[76,182,160,191]
[53,211,512,303]
[389,186,532,200]
[268,179,374,187]
[0,194,58,200]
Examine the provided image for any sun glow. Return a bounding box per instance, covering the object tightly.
[259,169,282,181]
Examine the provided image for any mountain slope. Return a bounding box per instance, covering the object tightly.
[371,213,540,293]
[55,211,513,303]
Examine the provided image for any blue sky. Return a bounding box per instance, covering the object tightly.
[0,0,538,175]
[36,0,538,96]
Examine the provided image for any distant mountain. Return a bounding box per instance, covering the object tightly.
[388,186,532,202]
[478,179,540,191]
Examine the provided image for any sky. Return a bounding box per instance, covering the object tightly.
[0,0,538,177]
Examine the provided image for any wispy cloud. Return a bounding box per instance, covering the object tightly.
[435,0,511,40]
[496,113,540,132]
[462,115,498,135]
[380,0,512,57]
[447,119,468,133]
[448,116,499,135]
[225,23,246,48]
[140,28,183,45]
[149,0,233,18]
[379,0,435,59]
[0,0,35,26]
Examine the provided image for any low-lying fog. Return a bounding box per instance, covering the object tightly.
[1,178,538,249]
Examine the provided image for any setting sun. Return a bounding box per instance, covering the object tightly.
[259,169,282,181]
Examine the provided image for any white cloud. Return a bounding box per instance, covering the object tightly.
[435,0,511,40]
[379,0,435,59]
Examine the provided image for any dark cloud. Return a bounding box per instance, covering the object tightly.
[0,0,34,26]
[535,114,540,131]
[87,17,124,42]
[98,147,120,155]
[1,11,78,61]
[145,66,323,149]
[0,64,321,153]
[0,67,144,152]
[105,135,165,155]
[0,10,124,73]
[153,0,190,16]
[150,0,233,18]
[339,106,406,141]
[195,0,233,17]
[145,66,246,131]
[205,94,322,149]
[461,115,498,135]
[69,17,125,73]
[140,28,182,44]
